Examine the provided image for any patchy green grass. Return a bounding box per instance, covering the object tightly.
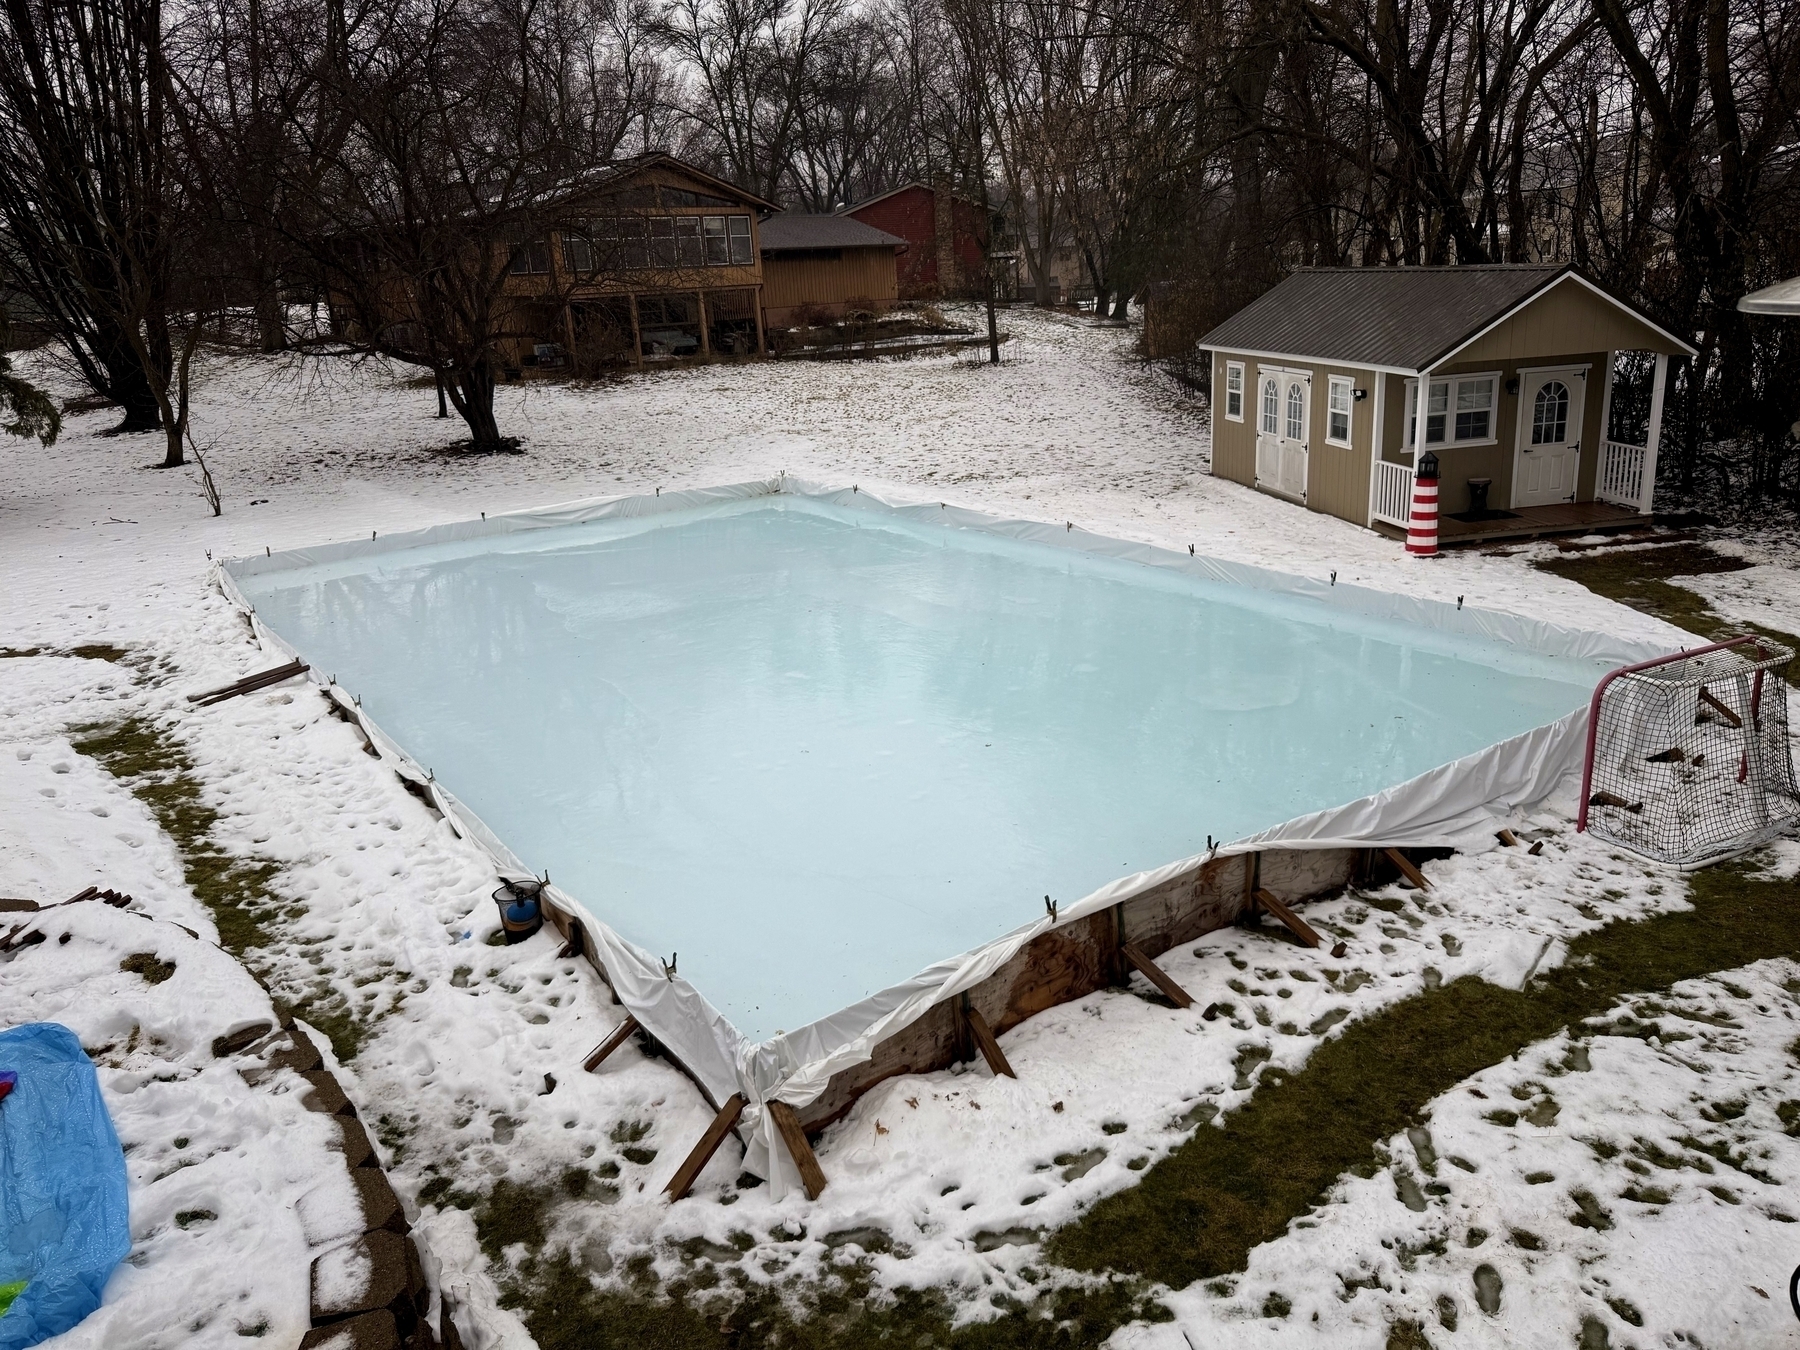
[487,862,1800,1347]
[507,1250,1162,1350]
[1052,860,1800,1288]
[0,643,132,662]
[72,716,370,1060]
[1535,542,1800,683]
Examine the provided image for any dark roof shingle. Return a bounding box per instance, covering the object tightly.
[759,214,906,252]
[1198,265,1570,371]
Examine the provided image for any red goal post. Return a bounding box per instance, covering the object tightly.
[1578,634,1799,868]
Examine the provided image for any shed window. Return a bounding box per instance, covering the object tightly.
[1532,380,1570,444]
[1455,377,1493,441]
[1285,382,1305,440]
[1405,373,1501,448]
[1327,376,1352,445]
[1260,376,1279,434]
[1224,361,1244,421]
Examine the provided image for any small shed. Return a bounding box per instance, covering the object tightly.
[759,214,905,328]
[1199,265,1698,543]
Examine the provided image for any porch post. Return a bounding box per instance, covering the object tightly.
[1639,353,1669,515]
[1412,370,1430,464]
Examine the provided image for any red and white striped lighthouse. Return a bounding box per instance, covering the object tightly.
[1406,451,1440,557]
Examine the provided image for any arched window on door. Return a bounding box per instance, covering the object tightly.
[1261,376,1279,434]
[1532,381,1570,444]
[1285,381,1305,440]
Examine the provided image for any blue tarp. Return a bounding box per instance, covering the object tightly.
[0,1024,130,1348]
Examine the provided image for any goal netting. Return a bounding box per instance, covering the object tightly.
[1580,636,1799,867]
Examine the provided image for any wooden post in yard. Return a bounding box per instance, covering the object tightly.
[583,1015,640,1072]
[766,1100,828,1200]
[664,1093,746,1201]
[1120,942,1195,1007]
[628,292,644,369]
[964,1006,1016,1078]
[696,291,711,355]
[1382,847,1433,890]
[1253,889,1322,948]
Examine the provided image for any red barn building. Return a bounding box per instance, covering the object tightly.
[838,183,988,301]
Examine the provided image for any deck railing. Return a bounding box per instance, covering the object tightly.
[1370,459,1414,527]
[1597,440,1647,508]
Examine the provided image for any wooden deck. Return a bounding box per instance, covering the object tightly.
[1375,500,1645,547]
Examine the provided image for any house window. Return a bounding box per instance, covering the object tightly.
[701,214,754,265]
[1260,376,1279,434]
[1224,361,1244,421]
[1532,380,1570,443]
[1285,382,1305,440]
[1455,377,1494,441]
[1327,376,1353,445]
[1405,373,1501,448]
[509,237,551,275]
[561,229,592,276]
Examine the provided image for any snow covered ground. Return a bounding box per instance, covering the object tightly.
[4,309,1799,1348]
[0,657,348,1349]
[1670,564,1800,643]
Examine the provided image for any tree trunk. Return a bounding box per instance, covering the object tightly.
[256,287,287,353]
[1094,286,1112,320]
[985,273,1000,364]
[452,362,504,448]
[1111,293,1129,321]
[160,422,184,467]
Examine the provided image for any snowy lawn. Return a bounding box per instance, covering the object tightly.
[4,309,1800,1347]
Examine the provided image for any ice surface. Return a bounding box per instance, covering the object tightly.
[237,497,1604,1041]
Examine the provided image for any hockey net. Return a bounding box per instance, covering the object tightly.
[1579,635,1799,867]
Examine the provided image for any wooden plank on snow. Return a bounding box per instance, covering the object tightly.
[663,1093,746,1202]
[1382,847,1433,890]
[965,1006,1016,1078]
[583,1015,640,1072]
[1253,888,1322,948]
[1120,942,1195,1007]
[767,1100,828,1200]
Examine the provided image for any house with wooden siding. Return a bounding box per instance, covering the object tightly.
[1198,266,1697,544]
[758,214,905,327]
[838,183,988,300]
[497,154,777,368]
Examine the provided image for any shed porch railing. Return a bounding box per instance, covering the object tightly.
[1370,458,1414,528]
[1597,440,1649,510]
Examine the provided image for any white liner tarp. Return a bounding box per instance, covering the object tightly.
[219,476,1673,1198]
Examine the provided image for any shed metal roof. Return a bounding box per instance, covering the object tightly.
[1194,264,1701,371]
[759,214,906,252]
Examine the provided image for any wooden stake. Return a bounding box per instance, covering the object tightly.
[1698,688,1742,727]
[1120,942,1194,1008]
[1495,829,1520,848]
[187,659,309,706]
[663,1093,746,1201]
[1253,888,1321,948]
[766,1100,828,1200]
[1382,847,1433,890]
[583,1015,640,1072]
[965,1006,1016,1078]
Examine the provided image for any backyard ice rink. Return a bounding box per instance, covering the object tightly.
[5,308,1800,1348]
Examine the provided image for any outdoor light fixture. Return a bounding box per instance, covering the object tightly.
[1354,388,1368,401]
[1505,376,1520,395]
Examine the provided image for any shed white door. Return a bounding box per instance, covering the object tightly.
[1255,371,1309,500]
[1513,370,1585,508]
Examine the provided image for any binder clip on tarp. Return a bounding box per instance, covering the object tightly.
[0,1024,130,1348]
